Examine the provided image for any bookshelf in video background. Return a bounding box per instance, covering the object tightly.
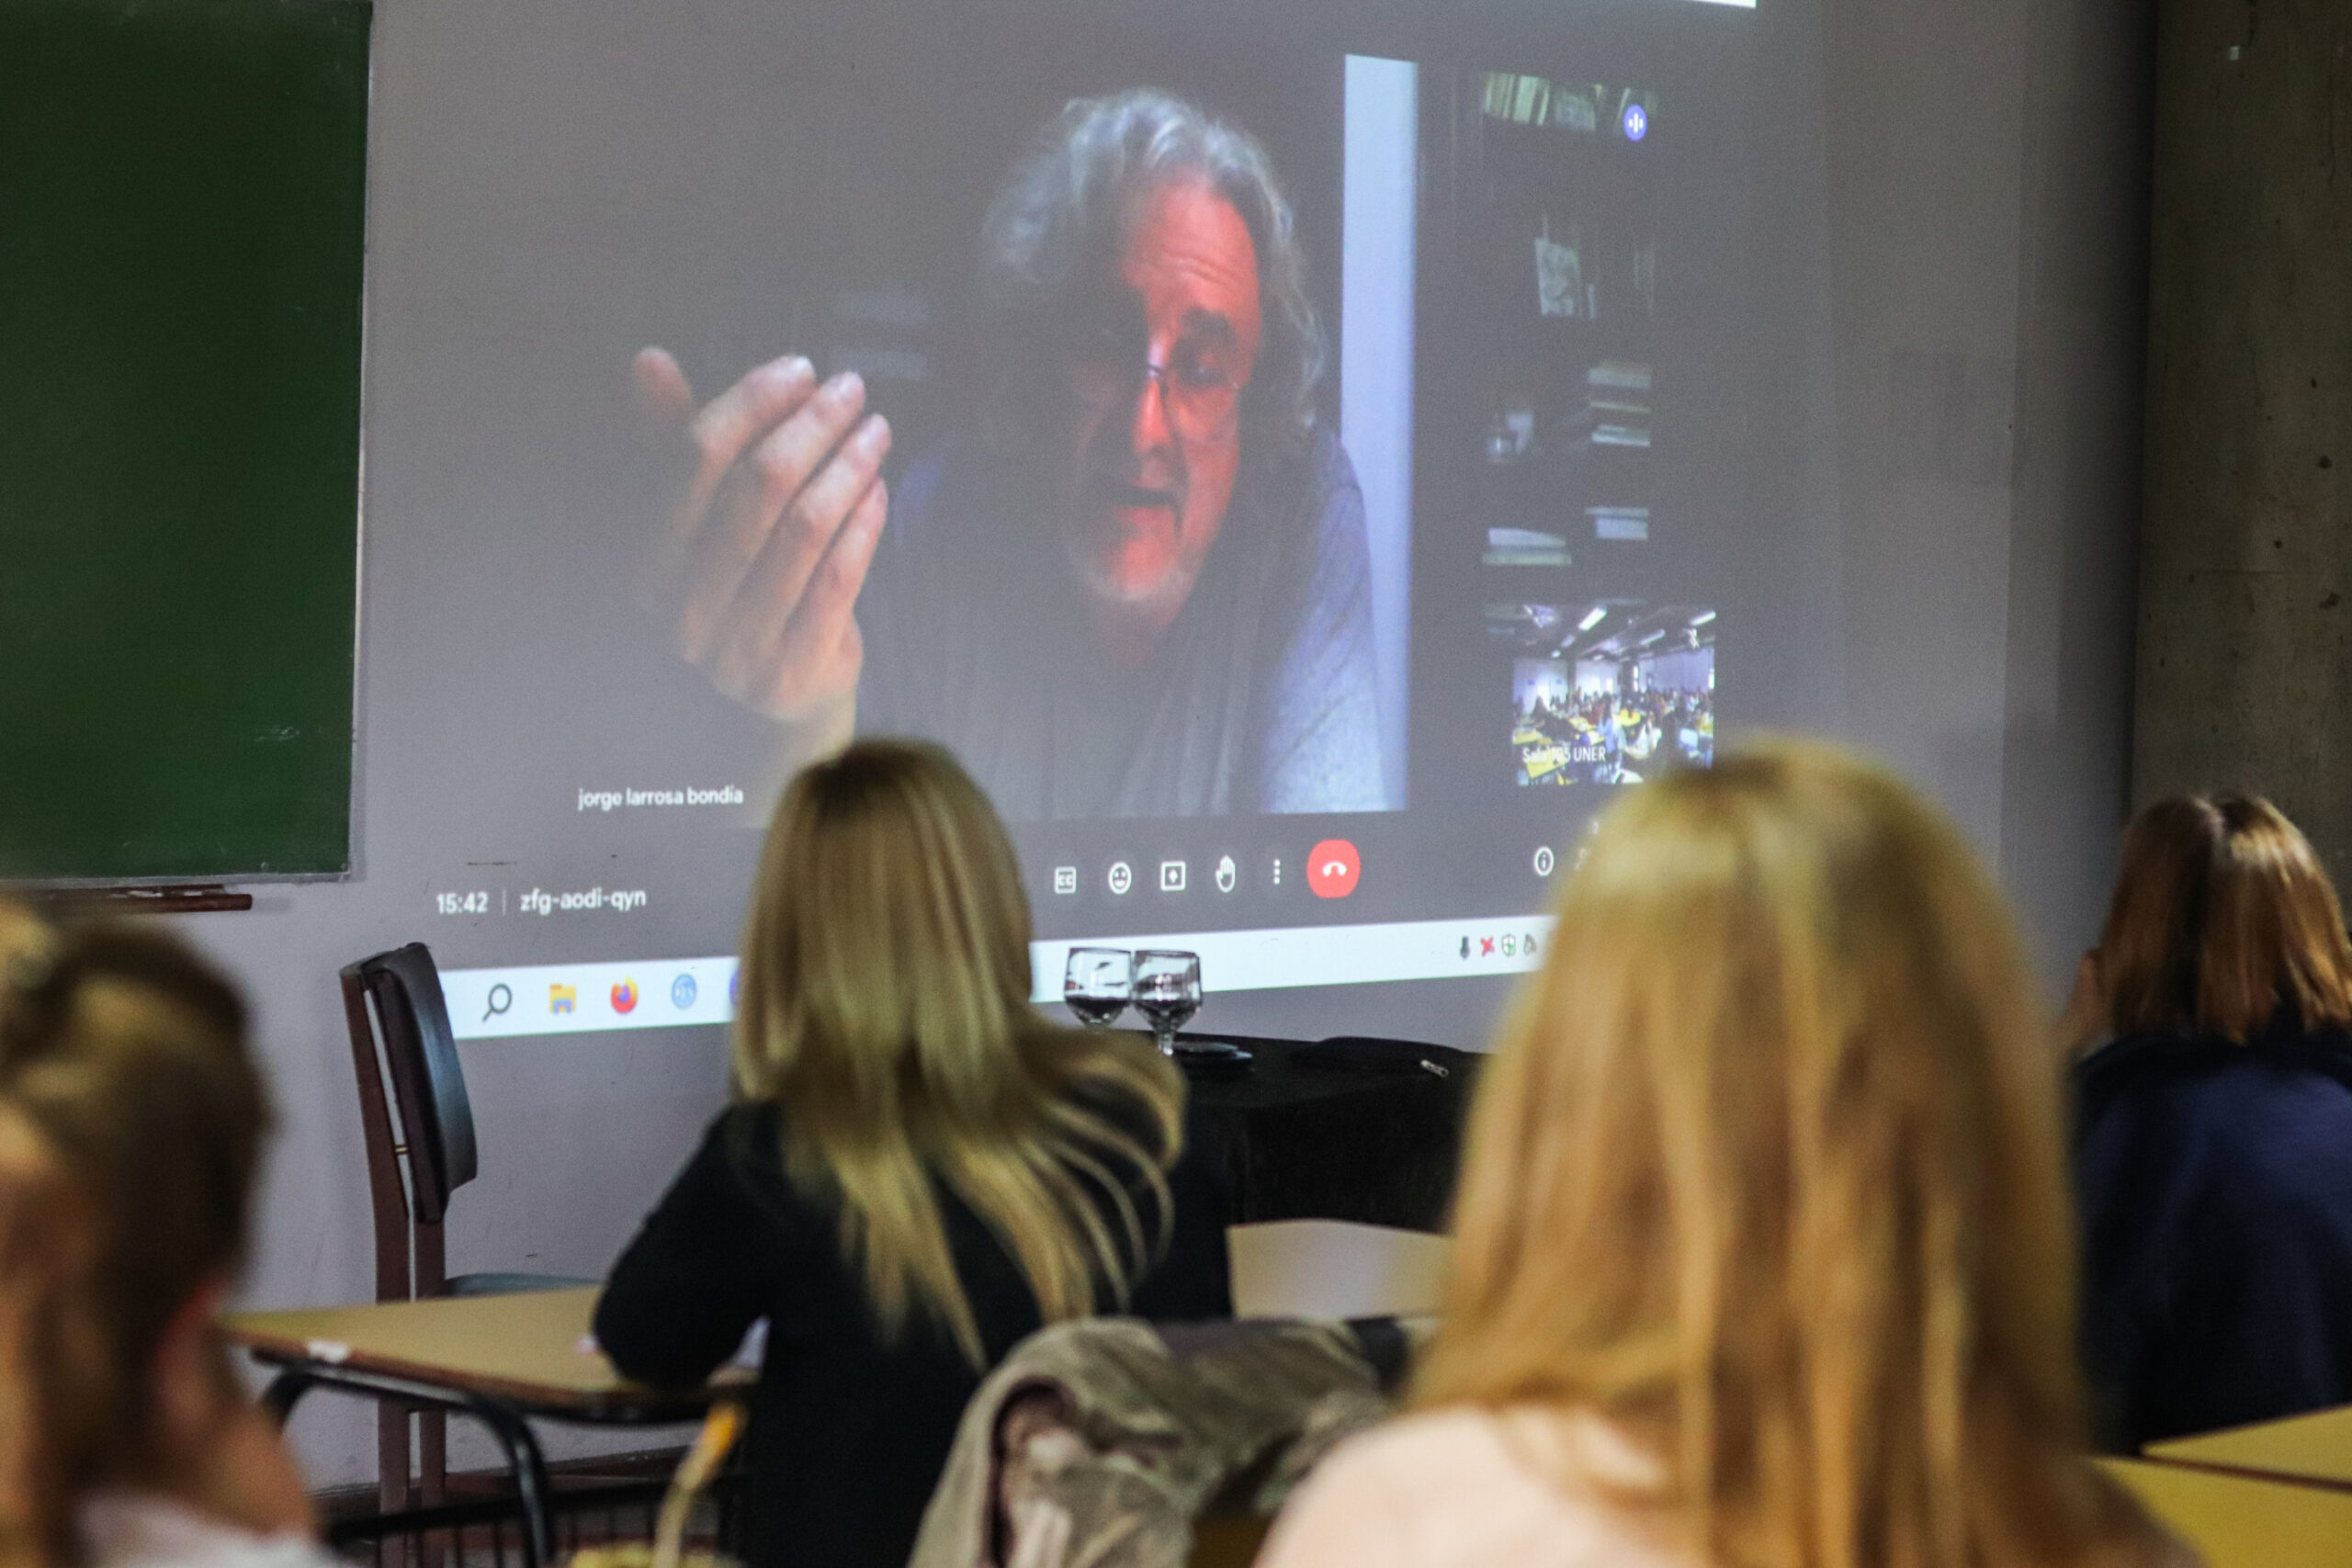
[1430,69,1660,581]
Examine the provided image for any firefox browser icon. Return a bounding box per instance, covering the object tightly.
[611,978,639,1015]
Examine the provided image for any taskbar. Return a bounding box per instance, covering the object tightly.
[442,913,1557,1042]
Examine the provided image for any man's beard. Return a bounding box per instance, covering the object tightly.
[1058,447,1195,609]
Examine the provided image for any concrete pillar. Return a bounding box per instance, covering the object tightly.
[2136,0,2352,880]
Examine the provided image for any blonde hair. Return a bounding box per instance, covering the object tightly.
[0,906,60,1567]
[2097,794,2352,1043]
[733,740,1185,1366]
[0,911,268,1559]
[1419,743,2165,1568]
[0,1108,76,1568]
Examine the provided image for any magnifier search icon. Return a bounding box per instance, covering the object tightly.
[483,983,513,1023]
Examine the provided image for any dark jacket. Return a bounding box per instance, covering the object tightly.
[856,429,1385,818]
[594,1095,1231,1568]
[2073,1025,2352,1449]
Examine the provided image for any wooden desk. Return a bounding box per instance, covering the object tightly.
[1521,744,1567,783]
[2147,1403,2352,1490]
[2098,1458,2352,1567]
[226,1288,744,1568]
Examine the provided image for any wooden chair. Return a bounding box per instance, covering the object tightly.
[340,942,590,1512]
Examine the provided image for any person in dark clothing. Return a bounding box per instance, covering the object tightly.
[2066,792,2352,1450]
[595,741,1231,1568]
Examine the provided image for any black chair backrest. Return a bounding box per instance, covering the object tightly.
[352,942,477,1224]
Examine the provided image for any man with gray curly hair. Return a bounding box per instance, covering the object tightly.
[633,89,1385,818]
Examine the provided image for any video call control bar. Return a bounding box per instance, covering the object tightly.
[443,915,1555,1042]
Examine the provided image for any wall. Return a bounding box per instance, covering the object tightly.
[1515,660,1570,713]
[2134,0,2352,873]
[1809,0,2154,978]
[176,0,2157,1490]
[1637,646,1711,694]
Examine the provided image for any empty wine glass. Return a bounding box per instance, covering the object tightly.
[1064,947,1133,1031]
[1131,950,1203,1058]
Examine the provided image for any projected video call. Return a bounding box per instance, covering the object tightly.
[630,52,1703,781]
[393,0,1770,986]
[1495,603,1716,787]
[635,83,1390,820]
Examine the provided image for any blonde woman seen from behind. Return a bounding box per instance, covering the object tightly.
[596,740,1231,1568]
[1257,744,2188,1568]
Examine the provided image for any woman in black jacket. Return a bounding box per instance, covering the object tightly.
[595,741,1230,1568]
[2068,793,2352,1450]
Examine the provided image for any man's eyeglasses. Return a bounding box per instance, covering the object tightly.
[1060,326,1247,442]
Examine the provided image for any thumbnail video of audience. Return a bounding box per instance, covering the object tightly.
[1496,601,1715,786]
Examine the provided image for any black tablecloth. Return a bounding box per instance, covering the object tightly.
[1173,1033,1477,1235]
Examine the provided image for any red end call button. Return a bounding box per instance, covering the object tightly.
[1306,839,1361,899]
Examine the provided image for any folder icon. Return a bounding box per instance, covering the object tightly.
[549,984,576,1015]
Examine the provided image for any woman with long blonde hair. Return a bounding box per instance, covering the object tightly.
[2070,794,2352,1448]
[596,740,1229,1568]
[1258,743,2184,1568]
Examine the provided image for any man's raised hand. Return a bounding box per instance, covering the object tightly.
[631,346,890,732]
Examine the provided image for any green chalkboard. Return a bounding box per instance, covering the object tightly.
[0,0,369,881]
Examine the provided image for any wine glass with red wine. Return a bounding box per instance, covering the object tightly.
[1063,947,1133,1031]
